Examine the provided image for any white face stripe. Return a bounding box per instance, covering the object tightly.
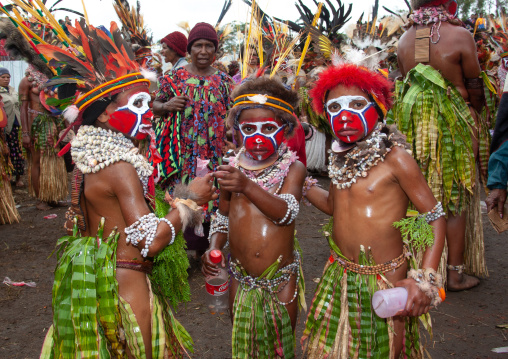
[238,121,283,137]
[326,95,371,116]
[117,92,151,115]
[116,92,152,136]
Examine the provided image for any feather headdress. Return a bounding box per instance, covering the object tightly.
[113,0,151,47]
[38,18,149,125]
[310,63,393,117]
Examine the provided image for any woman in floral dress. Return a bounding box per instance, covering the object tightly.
[153,22,233,254]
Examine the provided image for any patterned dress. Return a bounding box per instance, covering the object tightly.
[153,67,233,221]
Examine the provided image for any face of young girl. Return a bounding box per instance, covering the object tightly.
[325,85,379,143]
[238,108,285,161]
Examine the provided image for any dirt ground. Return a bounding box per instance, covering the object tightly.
[0,176,507,359]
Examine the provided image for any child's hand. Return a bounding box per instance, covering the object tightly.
[394,278,432,317]
[188,173,219,205]
[213,165,250,193]
[201,249,225,277]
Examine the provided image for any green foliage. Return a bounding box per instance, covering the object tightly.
[393,215,435,253]
[458,0,508,18]
[150,232,191,308]
[150,185,191,308]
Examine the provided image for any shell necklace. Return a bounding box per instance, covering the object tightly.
[328,125,403,190]
[230,144,298,193]
[71,125,153,195]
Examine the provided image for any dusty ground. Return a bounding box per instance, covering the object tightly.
[0,176,507,358]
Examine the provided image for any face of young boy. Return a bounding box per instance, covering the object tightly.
[107,85,154,140]
[238,108,285,161]
[325,85,379,143]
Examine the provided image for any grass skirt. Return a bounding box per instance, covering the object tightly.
[302,240,425,359]
[392,63,487,278]
[28,114,68,202]
[0,139,20,224]
[40,222,192,358]
[231,249,305,359]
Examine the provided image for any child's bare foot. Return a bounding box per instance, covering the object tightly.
[36,201,51,210]
[447,267,480,291]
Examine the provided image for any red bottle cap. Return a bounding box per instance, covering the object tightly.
[210,250,223,264]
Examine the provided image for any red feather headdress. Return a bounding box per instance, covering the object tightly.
[37,19,150,125]
[310,63,393,117]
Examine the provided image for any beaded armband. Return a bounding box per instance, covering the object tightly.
[208,212,229,245]
[302,176,319,206]
[125,213,176,258]
[274,193,299,225]
[422,202,445,223]
[407,268,444,307]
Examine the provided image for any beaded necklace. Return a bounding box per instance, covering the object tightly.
[230,144,298,193]
[407,7,462,44]
[328,125,407,190]
[71,125,154,195]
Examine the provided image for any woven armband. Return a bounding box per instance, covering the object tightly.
[274,193,299,225]
[407,268,444,307]
[464,77,483,89]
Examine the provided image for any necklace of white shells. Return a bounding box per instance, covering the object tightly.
[71,125,176,258]
[71,125,153,195]
[229,144,300,226]
[328,125,405,190]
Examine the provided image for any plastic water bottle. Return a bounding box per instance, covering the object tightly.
[205,250,229,315]
[372,287,408,318]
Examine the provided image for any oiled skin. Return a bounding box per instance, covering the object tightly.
[70,85,217,358]
[305,85,446,356]
[397,6,483,290]
[202,108,306,330]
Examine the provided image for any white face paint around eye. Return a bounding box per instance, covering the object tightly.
[325,95,371,116]
[117,92,151,116]
[238,121,284,138]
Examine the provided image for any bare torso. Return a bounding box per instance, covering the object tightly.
[331,154,409,266]
[228,186,295,277]
[398,22,480,101]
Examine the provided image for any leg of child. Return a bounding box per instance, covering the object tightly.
[276,275,298,330]
[117,268,153,358]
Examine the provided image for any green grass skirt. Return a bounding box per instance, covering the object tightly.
[231,247,305,359]
[302,239,425,359]
[40,223,192,358]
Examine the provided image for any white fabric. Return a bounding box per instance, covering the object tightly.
[305,127,327,172]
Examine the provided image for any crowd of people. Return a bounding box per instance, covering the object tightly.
[0,0,507,357]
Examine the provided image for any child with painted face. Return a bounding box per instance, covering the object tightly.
[201,75,306,358]
[301,64,446,358]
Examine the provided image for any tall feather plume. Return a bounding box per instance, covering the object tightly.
[215,0,232,29]
[113,0,151,46]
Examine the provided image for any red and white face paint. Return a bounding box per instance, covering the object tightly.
[108,91,153,140]
[239,118,286,161]
[326,95,379,143]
